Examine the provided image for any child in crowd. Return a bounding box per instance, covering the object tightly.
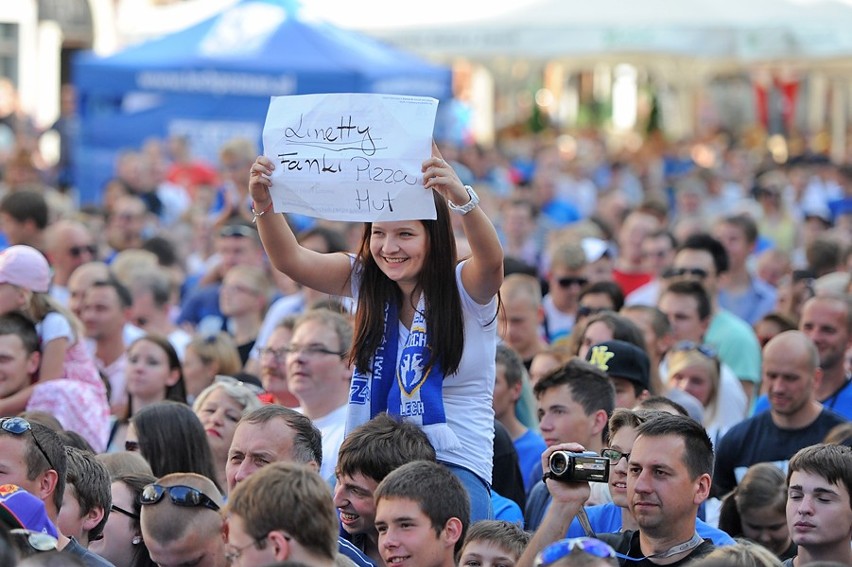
[459,520,530,567]
[0,245,110,450]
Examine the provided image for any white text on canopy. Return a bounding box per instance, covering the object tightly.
[262,93,438,222]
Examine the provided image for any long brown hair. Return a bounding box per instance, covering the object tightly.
[351,191,464,375]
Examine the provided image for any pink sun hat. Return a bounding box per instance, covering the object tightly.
[0,245,51,293]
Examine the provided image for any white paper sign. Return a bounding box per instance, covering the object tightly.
[262,93,439,222]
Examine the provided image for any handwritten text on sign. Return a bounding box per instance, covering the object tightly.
[262,93,438,222]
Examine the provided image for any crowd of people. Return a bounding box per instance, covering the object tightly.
[0,83,851,566]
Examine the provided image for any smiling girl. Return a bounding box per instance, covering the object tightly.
[248,143,503,520]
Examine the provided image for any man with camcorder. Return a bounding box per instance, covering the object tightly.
[518,414,716,567]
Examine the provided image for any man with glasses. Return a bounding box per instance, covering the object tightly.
[257,319,300,407]
[44,219,97,308]
[0,417,114,566]
[285,309,353,482]
[139,472,226,567]
[667,233,761,406]
[542,242,588,342]
[225,462,338,567]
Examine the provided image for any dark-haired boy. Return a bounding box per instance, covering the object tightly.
[56,447,112,548]
[333,413,436,565]
[783,443,852,567]
[525,360,615,530]
[374,460,469,567]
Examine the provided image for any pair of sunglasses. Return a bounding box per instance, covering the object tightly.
[140,484,220,512]
[671,341,717,359]
[663,267,709,280]
[0,417,55,471]
[536,537,618,566]
[10,529,58,552]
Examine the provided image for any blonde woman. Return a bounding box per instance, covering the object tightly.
[667,343,735,444]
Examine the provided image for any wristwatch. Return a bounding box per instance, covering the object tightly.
[447,185,480,216]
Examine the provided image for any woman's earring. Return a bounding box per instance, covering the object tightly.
[132,536,143,545]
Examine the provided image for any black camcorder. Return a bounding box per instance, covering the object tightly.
[548,450,610,483]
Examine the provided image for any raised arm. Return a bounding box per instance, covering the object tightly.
[516,443,591,567]
[249,156,353,297]
[424,143,503,304]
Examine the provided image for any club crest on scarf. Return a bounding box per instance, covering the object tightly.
[398,324,431,396]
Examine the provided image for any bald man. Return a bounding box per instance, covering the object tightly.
[713,331,847,496]
[45,220,98,306]
[140,473,226,567]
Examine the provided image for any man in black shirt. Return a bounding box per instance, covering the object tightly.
[517,414,715,567]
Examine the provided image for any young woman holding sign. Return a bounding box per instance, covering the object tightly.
[248,144,503,521]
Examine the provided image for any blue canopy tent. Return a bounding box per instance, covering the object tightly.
[73,0,452,204]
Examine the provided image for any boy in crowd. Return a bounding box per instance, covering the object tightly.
[334,413,436,566]
[56,447,112,549]
[783,443,852,567]
[374,461,470,567]
[458,520,530,567]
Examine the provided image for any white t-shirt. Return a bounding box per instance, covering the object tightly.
[350,260,498,483]
[308,403,348,483]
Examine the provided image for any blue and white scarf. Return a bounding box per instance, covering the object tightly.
[345,295,460,451]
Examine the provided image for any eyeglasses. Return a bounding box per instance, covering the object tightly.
[535,537,618,567]
[557,276,589,288]
[140,484,221,512]
[672,341,717,359]
[125,440,140,452]
[110,504,140,520]
[283,344,344,358]
[601,448,630,465]
[69,244,97,258]
[10,529,58,552]
[577,305,608,319]
[224,534,274,564]
[0,417,56,471]
[259,347,288,362]
[663,267,709,280]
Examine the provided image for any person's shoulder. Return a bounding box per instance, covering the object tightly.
[338,535,377,567]
[818,407,849,427]
[718,411,767,444]
[63,537,117,567]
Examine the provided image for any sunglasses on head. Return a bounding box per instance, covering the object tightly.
[140,484,221,512]
[664,267,709,280]
[535,537,618,567]
[557,276,589,288]
[69,244,97,258]
[672,341,717,359]
[10,529,58,552]
[0,417,56,471]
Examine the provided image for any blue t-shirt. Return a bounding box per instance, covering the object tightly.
[514,429,547,494]
[492,491,524,525]
[565,502,735,546]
